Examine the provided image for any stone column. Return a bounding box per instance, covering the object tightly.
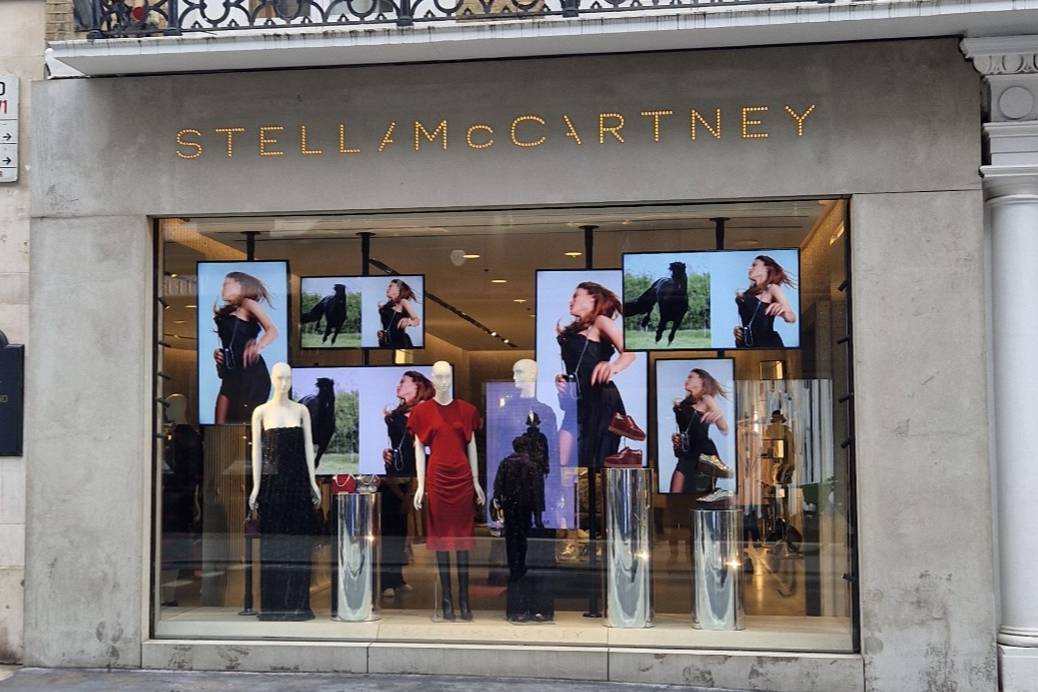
[963,36,1038,689]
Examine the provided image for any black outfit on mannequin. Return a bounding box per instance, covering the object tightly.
[493,449,540,621]
[258,426,315,621]
[380,409,414,591]
[557,332,625,469]
[378,303,414,349]
[735,293,784,348]
[214,313,271,423]
[673,402,720,494]
[161,424,203,602]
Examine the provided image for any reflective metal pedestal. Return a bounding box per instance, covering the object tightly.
[334,492,381,622]
[691,508,743,630]
[605,467,654,628]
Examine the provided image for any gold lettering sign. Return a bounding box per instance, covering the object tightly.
[174,104,817,160]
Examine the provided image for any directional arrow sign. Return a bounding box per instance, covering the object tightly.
[0,143,17,175]
[0,76,17,183]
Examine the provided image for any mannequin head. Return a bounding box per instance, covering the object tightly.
[271,362,292,401]
[165,393,188,426]
[513,359,537,398]
[431,360,452,401]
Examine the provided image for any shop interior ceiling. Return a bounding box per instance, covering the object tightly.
[162,201,830,351]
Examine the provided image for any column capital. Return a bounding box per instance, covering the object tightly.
[962,36,1038,125]
[962,36,1038,77]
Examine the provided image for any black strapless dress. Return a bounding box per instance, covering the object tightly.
[557,331,626,469]
[214,313,271,423]
[673,403,721,494]
[258,426,315,621]
[736,293,784,349]
[378,303,414,349]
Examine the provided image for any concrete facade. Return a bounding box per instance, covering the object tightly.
[0,0,45,665]
[23,38,997,690]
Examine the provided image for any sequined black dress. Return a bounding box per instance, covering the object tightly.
[735,293,784,348]
[381,409,415,590]
[493,452,540,619]
[214,313,271,423]
[378,303,414,349]
[258,426,315,621]
[673,401,721,494]
[557,331,626,468]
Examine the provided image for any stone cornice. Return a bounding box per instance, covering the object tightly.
[962,36,1038,75]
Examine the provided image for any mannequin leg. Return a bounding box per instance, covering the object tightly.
[457,550,473,621]
[436,551,455,621]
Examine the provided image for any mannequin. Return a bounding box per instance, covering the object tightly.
[492,435,539,622]
[249,362,321,621]
[410,360,485,621]
[160,394,202,607]
[509,359,557,527]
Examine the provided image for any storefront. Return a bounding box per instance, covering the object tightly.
[23,38,996,691]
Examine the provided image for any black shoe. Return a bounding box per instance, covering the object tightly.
[441,595,456,622]
[459,599,473,621]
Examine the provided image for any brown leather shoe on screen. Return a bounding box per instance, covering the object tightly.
[608,413,646,442]
[604,447,643,468]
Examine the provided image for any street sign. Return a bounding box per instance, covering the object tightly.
[0,75,18,183]
[0,345,24,456]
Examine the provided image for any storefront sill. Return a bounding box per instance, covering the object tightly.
[153,608,852,652]
[141,639,864,690]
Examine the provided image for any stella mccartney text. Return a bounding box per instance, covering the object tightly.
[175,105,817,160]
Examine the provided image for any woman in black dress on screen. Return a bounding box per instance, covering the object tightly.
[380,370,435,596]
[378,279,421,349]
[212,271,278,424]
[734,255,796,349]
[670,368,730,494]
[554,282,635,469]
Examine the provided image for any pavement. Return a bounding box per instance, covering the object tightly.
[0,668,746,691]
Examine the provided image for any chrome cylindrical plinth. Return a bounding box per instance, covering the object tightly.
[691,508,743,631]
[605,467,654,628]
[335,492,380,622]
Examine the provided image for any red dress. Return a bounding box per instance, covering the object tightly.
[407,399,481,552]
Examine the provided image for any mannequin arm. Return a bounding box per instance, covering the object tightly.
[413,438,427,510]
[300,405,321,504]
[468,438,485,505]
[248,407,263,511]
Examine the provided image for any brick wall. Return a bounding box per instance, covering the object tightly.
[45,0,75,41]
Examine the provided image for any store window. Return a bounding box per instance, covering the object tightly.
[154,200,856,651]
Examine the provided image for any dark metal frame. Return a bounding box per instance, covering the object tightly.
[83,0,838,39]
[650,355,737,496]
[620,247,804,353]
[194,259,292,427]
[298,274,427,352]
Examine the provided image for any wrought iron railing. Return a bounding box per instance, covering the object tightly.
[79,0,838,38]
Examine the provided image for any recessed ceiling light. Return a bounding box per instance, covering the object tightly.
[463,253,481,259]
[491,279,507,284]
[490,331,498,337]
[174,320,185,324]
[170,273,179,278]
[513,299,527,303]
[185,304,197,309]
[564,251,582,258]
[503,339,511,344]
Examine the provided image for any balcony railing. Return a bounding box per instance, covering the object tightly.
[79,0,838,38]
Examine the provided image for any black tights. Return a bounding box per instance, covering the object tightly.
[436,550,471,620]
